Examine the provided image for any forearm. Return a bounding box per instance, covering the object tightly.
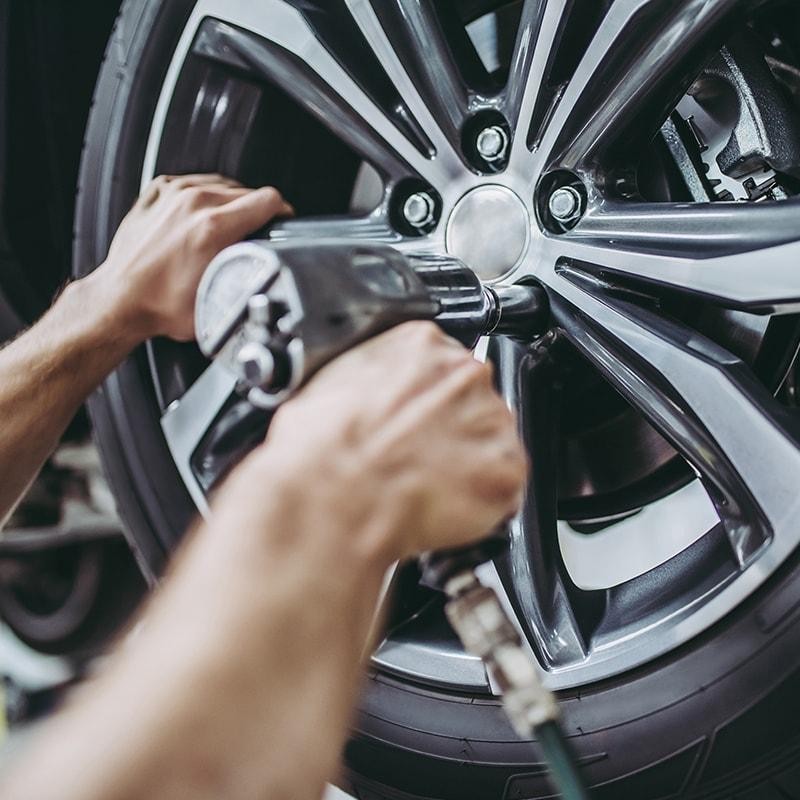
[0,267,142,525]
[2,449,392,800]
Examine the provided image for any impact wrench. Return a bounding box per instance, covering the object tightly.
[194,239,591,800]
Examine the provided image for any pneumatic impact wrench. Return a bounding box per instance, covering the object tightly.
[194,239,590,800]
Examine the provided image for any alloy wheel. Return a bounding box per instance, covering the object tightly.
[141,0,800,691]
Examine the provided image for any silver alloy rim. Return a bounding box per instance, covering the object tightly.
[143,0,800,691]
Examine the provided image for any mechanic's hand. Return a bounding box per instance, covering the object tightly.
[96,174,293,341]
[250,322,527,561]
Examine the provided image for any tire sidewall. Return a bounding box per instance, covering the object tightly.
[74,0,200,583]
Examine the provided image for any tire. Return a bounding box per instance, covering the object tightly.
[74,1,800,797]
[0,0,142,660]
[0,537,145,658]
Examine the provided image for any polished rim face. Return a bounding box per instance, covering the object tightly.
[142,0,800,690]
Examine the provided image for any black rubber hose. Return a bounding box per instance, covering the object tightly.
[536,721,591,800]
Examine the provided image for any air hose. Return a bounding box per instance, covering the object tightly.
[420,554,591,799]
[537,721,591,800]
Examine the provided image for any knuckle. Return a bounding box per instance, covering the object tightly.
[493,398,515,426]
[493,467,518,497]
[509,444,529,482]
[494,456,526,501]
[463,357,486,379]
[473,358,494,385]
[259,186,281,204]
[179,186,200,208]
[183,186,215,209]
[460,357,492,386]
[510,441,528,476]
[444,359,485,397]
[192,210,225,248]
[172,174,199,189]
[407,320,442,345]
[418,320,441,341]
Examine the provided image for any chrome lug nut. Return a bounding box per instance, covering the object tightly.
[548,186,582,223]
[476,125,508,162]
[236,341,275,388]
[402,191,436,229]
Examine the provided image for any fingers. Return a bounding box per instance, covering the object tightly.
[139,175,294,249]
[206,187,295,243]
[147,173,243,193]
[183,186,253,210]
[168,173,243,190]
[358,322,467,368]
[139,174,244,209]
[139,179,164,209]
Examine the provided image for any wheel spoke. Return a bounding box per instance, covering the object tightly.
[489,336,588,668]
[533,0,744,173]
[160,360,237,515]
[190,4,451,189]
[554,198,800,312]
[269,214,402,245]
[505,0,572,171]
[549,268,800,566]
[268,214,443,256]
[344,0,466,176]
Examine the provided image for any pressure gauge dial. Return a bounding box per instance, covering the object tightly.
[194,242,281,358]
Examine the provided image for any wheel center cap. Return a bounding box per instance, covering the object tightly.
[445,185,530,282]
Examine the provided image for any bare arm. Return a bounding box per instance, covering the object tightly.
[0,274,139,525]
[1,323,526,800]
[0,175,292,525]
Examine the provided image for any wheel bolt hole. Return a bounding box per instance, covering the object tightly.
[403,192,436,228]
[537,170,587,233]
[462,111,511,174]
[391,180,442,237]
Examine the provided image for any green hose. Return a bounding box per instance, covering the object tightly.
[536,721,591,800]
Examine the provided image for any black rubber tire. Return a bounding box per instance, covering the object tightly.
[74,1,800,797]
[0,538,146,658]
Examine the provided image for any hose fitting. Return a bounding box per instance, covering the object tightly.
[443,571,560,737]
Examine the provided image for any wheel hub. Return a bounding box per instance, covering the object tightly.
[445,185,529,282]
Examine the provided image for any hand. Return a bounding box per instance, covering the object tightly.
[238,322,527,562]
[94,174,293,341]
[0,321,524,800]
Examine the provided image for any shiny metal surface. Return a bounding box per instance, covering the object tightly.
[559,480,718,590]
[142,0,800,691]
[548,186,581,222]
[446,185,529,281]
[476,125,508,161]
[236,342,275,386]
[373,637,489,691]
[160,361,235,515]
[402,192,435,227]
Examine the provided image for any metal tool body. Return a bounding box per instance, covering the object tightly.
[195,239,589,799]
[195,240,546,408]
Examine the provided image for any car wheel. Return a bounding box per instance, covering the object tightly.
[0,535,145,658]
[75,1,800,797]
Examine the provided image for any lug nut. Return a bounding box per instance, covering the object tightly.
[403,191,436,229]
[548,186,582,223]
[476,125,508,162]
